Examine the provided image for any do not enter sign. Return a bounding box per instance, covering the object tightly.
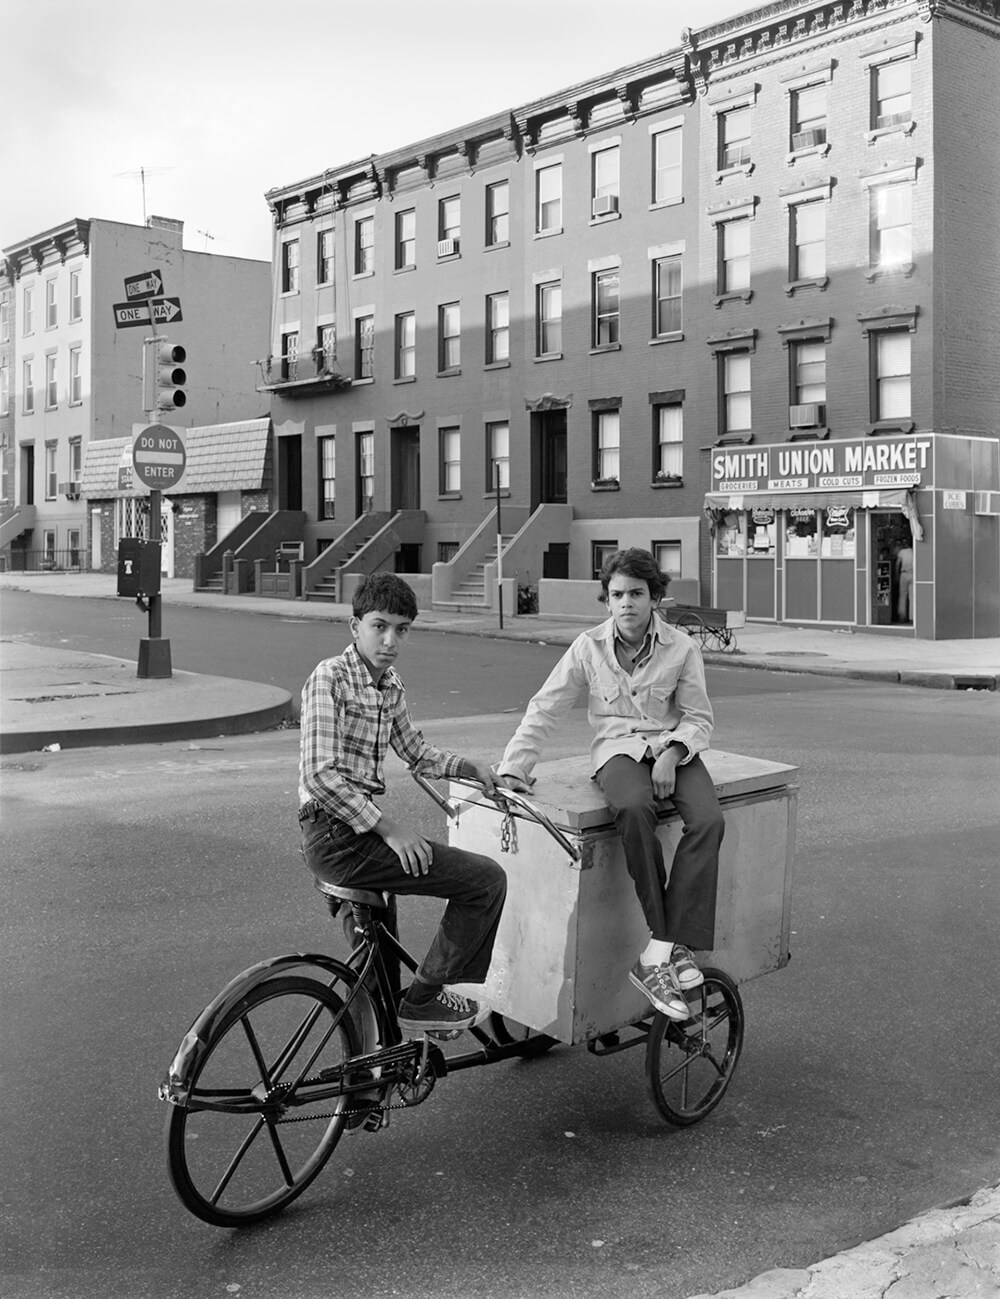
[133,424,187,490]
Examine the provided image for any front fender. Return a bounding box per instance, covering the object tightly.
[158,952,380,1106]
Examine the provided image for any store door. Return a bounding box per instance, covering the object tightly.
[870,513,913,626]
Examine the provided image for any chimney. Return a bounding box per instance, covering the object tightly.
[147,215,184,240]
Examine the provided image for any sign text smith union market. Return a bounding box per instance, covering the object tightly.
[711,436,933,495]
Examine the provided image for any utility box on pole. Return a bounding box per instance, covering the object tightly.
[117,538,162,597]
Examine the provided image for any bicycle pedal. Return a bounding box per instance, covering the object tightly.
[425,1027,463,1042]
[362,1109,387,1132]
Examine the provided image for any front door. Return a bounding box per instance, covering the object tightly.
[278,435,302,511]
[391,428,420,511]
[530,411,567,509]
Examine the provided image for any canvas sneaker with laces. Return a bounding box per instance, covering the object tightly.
[397,987,485,1038]
[628,959,691,1021]
[666,943,704,990]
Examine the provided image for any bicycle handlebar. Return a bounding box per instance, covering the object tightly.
[410,771,581,862]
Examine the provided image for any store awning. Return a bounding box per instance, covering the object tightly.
[704,488,924,540]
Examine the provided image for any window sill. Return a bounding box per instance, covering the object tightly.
[589,211,622,226]
[789,426,830,441]
[279,290,300,299]
[437,367,461,378]
[393,265,416,275]
[352,270,375,281]
[866,120,916,145]
[591,481,620,491]
[651,477,684,488]
[649,196,683,211]
[715,431,754,446]
[393,375,417,385]
[316,279,334,289]
[786,143,831,165]
[649,332,684,346]
[864,263,915,282]
[485,240,511,252]
[484,360,510,371]
[590,343,622,355]
[534,227,564,240]
[534,352,563,363]
[438,491,462,501]
[785,276,829,296]
[483,489,511,499]
[68,400,83,408]
[436,254,461,264]
[352,377,375,386]
[867,420,915,436]
[714,162,754,184]
[714,290,753,308]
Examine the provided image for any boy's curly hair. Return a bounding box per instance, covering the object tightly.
[352,572,418,621]
[598,548,669,604]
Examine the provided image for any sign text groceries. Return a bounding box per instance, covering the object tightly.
[711,437,932,494]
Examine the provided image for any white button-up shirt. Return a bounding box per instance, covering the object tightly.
[498,613,714,782]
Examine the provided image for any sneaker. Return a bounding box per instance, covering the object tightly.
[397,988,482,1038]
[628,960,690,1022]
[666,943,704,990]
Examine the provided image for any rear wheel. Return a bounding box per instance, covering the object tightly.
[165,976,365,1227]
[674,613,704,639]
[645,969,744,1126]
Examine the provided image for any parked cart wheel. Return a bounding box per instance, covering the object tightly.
[674,612,704,639]
[644,968,744,1126]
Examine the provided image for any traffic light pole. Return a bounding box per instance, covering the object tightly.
[138,334,172,678]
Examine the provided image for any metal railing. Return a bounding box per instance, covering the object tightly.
[3,548,88,572]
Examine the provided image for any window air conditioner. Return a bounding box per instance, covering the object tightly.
[59,480,82,499]
[974,491,1000,516]
[592,195,620,217]
[437,238,459,257]
[789,403,824,429]
[791,128,825,150]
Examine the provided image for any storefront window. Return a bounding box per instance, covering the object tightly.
[785,508,818,557]
[748,506,776,556]
[821,505,855,558]
[716,511,745,558]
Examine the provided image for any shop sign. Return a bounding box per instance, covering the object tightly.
[943,491,966,510]
[711,435,933,494]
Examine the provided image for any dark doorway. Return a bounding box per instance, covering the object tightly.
[543,542,569,579]
[21,445,34,505]
[530,410,567,510]
[395,543,421,573]
[391,428,420,511]
[278,435,302,511]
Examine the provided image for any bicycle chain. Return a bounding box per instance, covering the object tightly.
[266,1056,437,1125]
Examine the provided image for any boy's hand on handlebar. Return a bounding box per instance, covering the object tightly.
[464,759,498,796]
[495,773,533,793]
[375,815,433,875]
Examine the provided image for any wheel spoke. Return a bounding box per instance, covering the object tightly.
[209,1117,267,1206]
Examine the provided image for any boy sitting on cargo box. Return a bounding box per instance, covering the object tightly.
[496,548,724,1021]
[298,572,506,1037]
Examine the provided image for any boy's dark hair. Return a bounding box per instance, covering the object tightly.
[352,572,418,622]
[598,548,669,604]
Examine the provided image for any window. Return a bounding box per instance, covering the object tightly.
[45,354,57,408]
[793,341,826,407]
[43,529,57,563]
[45,444,58,499]
[355,314,375,379]
[69,270,82,322]
[592,145,620,215]
[592,541,619,580]
[357,431,374,513]
[653,256,682,337]
[486,181,509,245]
[438,302,460,371]
[439,427,461,493]
[654,404,683,480]
[439,541,460,564]
[320,436,336,519]
[723,352,752,435]
[355,216,374,275]
[791,84,828,149]
[67,528,81,569]
[45,280,57,328]
[653,541,682,580]
[23,359,34,413]
[486,420,509,490]
[720,219,751,293]
[317,229,335,283]
[793,201,826,279]
[395,209,416,269]
[281,330,298,381]
[486,292,509,364]
[23,286,33,335]
[870,184,912,270]
[653,127,682,204]
[395,312,416,378]
[438,196,460,254]
[720,107,751,169]
[874,331,911,420]
[316,324,336,372]
[873,60,911,129]
[0,291,9,340]
[593,271,620,347]
[69,346,82,403]
[536,164,562,233]
[536,281,562,356]
[0,361,8,416]
[281,240,300,293]
[594,411,620,483]
[69,438,82,481]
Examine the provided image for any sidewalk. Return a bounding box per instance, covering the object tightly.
[1,570,999,1295]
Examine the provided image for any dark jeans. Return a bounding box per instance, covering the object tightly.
[299,806,506,990]
[594,754,723,950]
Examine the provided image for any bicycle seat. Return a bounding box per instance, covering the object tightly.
[313,879,389,909]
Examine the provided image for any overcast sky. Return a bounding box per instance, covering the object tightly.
[4,0,752,263]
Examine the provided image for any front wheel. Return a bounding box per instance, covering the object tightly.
[165,976,365,1227]
[645,968,744,1126]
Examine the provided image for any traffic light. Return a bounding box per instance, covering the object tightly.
[155,342,187,411]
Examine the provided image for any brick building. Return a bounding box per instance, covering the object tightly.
[0,216,271,574]
[263,0,999,638]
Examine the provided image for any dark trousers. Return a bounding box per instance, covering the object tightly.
[594,754,723,950]
[299,808,506,989]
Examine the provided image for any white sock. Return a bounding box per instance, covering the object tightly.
[642,939,674,967]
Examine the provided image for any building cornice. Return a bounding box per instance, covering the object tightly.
[3,218,90,276]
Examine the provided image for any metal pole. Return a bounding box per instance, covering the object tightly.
[148,487,162,640]
[495,465,503,630]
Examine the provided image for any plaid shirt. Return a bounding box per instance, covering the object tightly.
[299,643,467,833]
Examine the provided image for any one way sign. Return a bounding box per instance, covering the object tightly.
[124,269,165,300]
[112,296,184,328]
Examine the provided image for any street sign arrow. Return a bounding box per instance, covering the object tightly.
[152,297,183,323]
[125,269,164,301]
[113,301,152,328]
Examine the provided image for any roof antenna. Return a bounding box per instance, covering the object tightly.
[113,165,175,225]
[197,230,216,251]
